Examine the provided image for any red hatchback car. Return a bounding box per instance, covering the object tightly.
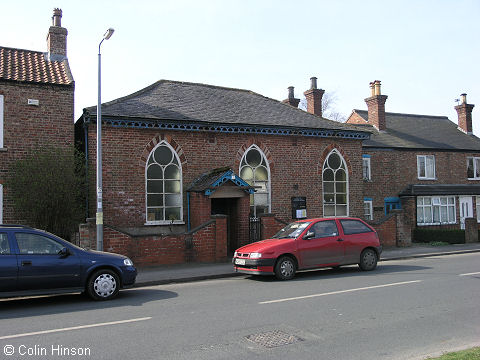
[233,217,382,280]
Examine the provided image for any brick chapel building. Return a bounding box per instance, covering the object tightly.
[347,81,480,245]
[0,9,74,223]
[75,77,372,265]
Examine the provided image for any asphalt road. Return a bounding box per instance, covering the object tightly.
[1,253,479,360]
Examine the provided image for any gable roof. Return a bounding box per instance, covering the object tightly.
[84,80,368,134]
[0,46,74,86]
[187,167,254,195]
[352,109,480,151]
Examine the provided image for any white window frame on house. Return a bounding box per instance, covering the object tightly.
[145,141,183,225]
[477,196,480,223]
[239,145,271,218]
[0,184,3,224]
[0,94,4,148]
[417,196,456,225]
[362,155,371,181]
[417,155,436,180]
[322,149,349,217]
[364,198,373,220]
[467,157,480,180]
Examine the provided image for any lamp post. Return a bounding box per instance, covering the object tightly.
[96,28,114,251]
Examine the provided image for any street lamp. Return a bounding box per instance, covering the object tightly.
[96,27,114,251]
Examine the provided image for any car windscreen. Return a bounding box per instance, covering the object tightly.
[272,222,311,239]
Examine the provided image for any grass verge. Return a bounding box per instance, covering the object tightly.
[427,347,480,359]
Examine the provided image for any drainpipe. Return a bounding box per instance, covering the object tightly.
[187,191,191,231]
[83,113,89,220]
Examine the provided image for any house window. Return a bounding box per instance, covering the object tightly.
[323,149,348,217]
[364,198,373,220]
[239,145,270,217]
[467,157,480,180]
[145,142,182,224]
[417,155,435,180]
[417,196,455,225]
[362,155,371,181]
[0,94,4,148]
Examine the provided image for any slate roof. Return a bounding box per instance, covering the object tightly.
[399,184,480,196]
[85,80,368,133]
[352,110,480,151]
[0,46,74,86]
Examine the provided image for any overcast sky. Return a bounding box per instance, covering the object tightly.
[2,0,479,133]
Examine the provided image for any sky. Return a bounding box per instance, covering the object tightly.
[1,0,479,133]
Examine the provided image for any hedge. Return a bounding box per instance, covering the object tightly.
[413,228,465,244]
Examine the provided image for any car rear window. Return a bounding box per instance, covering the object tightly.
[339,219,373,235]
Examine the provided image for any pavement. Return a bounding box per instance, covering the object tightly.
[134,242,480,287]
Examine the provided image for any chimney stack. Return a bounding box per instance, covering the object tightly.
[47,8,68,59]
[303,77,325,117]
[455,93,475,134]
[365,80,388,131]
[282,86,300,108]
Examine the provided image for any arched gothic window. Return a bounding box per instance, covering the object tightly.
[146,142,182,223]
[322,149,349,217]
[239,145,271,217]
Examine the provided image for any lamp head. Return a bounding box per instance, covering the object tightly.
[104,28,115,40]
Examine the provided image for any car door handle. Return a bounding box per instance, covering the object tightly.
[337,238,344,242]
[21,260,32,266]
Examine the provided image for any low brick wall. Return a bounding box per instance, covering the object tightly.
[368,209,412,247]
[79,215,228,266]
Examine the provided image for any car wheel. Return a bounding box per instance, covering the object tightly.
[87,269,120,301]
[274,256,297,280]
[359,249,378,271]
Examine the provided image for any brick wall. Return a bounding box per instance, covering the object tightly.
[85,126,365,228]
[0,81,74,223]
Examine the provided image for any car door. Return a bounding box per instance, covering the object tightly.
[15,231,82,291]
[297,220,344,268]
[0,232,18,292]
[339,219,377,263]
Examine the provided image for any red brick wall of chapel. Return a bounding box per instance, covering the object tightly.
[86,125,365,227]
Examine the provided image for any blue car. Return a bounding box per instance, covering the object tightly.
[0,225,137,300]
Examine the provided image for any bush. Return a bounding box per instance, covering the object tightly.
[5,146,86,240]
[413,228,465,244]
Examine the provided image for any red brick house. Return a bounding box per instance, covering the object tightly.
[347,81,480,245]
[0,9,74,223]
[75,77,372,265]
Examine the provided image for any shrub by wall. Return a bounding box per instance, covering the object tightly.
[413,228,465,244]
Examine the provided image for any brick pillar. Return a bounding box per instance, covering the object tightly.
[260,214,285,240]
[190,192,211,229]
[465,218,479,243]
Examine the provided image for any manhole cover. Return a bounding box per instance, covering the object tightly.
[245,330,304,348]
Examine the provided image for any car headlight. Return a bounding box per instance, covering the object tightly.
[123,258,134,266]
[233,251,238,258]
[250,252,262,259]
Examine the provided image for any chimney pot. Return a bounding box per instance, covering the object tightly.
[303,77,324,117]
[374,80,382,96]
[369,82,375,97]
[52,8,62,27]
[282,86,300,108]
[455,93,474,134]
[310,77,318,90]
[288,86,295,99]
[461,93,467,104]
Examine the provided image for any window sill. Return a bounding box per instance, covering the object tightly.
[145,221,185,226]
[417,222,457,226]
[417,177,437,181]
[0,147,7,152]
[468,178,480,181]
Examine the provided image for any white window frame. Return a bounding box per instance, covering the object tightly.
[364,199,373,220]
[322,149,349,217]
[0,95,4,148]
[417,155,436,180]
[145,141,183,225]
[239,144,271,217]
[0,184,3,224]
[417,196,456,225]
[477,196,480,223]
[362,156,371,181]
[467,157,480,180]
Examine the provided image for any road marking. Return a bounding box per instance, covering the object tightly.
[459,272,480,277]
[0,317,152,340]
[259,280,422,304]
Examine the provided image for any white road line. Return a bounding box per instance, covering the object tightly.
[0,317,152,340]
[459,272,480,277]
[259,280,423,304]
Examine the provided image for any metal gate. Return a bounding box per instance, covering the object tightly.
[249,217,261,243]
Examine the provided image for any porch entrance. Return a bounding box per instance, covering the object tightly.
[211,198,238,256]
[459,196,473,230]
